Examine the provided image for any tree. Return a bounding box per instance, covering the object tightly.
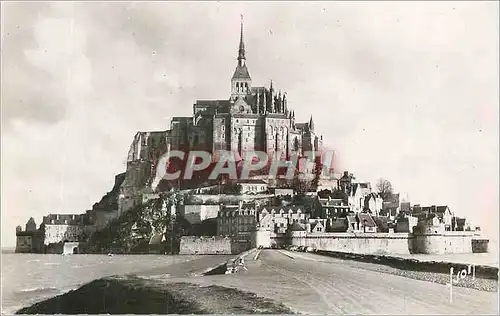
[292,172,312,196]
[376,178,393,201]
[311,155,323,190]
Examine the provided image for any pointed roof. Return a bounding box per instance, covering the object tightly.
[232,15,251,80]
[238,15,246,62]
[232,64,251,79]
[357,213,377,227]
[309,116,314,131]
[289,222,306,231]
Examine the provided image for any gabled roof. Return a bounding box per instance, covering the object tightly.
[350,182,370,196]
[171,117,192,123]
[195,100,231,107]
[417,205,451,218]
[436,206,450,213]
[364,192,379,203]
[238,179,268,184]
[357,213,377,227]
[295,123,307,130]
[260,206,304,214]
[311,221,325,231]
[289,222,306,231]
[195,100,231,114]
[454,217,466,226]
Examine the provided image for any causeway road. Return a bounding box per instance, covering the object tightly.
[160,249,499,315]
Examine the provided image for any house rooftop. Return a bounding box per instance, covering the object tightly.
[357,213,377,227]
[289,222,306,231]
[236,179,268,184]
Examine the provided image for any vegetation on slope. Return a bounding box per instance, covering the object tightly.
[81,193,191,254]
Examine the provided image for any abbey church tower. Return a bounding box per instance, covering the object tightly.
[161,17,325,166]
[230,16,252,102]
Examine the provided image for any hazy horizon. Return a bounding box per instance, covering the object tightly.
[2,2,498,247]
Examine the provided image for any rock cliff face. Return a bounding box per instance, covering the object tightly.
[82,131,174,252]
[118,131,171,215]
[93,173,125,212]
[82,196,192,254]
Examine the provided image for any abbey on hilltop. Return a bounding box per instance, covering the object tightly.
[127,18,323,164]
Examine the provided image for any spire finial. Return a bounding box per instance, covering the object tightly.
[309,115,315,131]
[238,15,246,65]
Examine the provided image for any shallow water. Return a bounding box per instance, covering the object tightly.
[0,253,197,314]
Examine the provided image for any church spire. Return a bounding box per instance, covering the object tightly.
[309,115,315,132]
[238,15,246,66]
[231,15,251,98]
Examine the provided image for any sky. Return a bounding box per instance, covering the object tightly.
[1,2,498,247]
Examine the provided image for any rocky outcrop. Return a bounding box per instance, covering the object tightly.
[118,131,171,215]
[92,173,125,212]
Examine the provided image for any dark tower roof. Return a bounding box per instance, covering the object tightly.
[232,65,250,79]
[238,14,246,63]
[232,15,251,79]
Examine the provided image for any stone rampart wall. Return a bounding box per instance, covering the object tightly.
[413,232,474,254]
[179,236,232,255]
[472,238,489,253]
[290,233,413,255]
[285,231,478,255]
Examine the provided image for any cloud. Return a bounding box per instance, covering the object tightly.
[1,3,69,128]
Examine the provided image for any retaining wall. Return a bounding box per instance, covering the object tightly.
[179,236,232,255]
[287,231,478,255]
[291,233,413,255]
[472,238,489,253]
[413,232,473,254]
